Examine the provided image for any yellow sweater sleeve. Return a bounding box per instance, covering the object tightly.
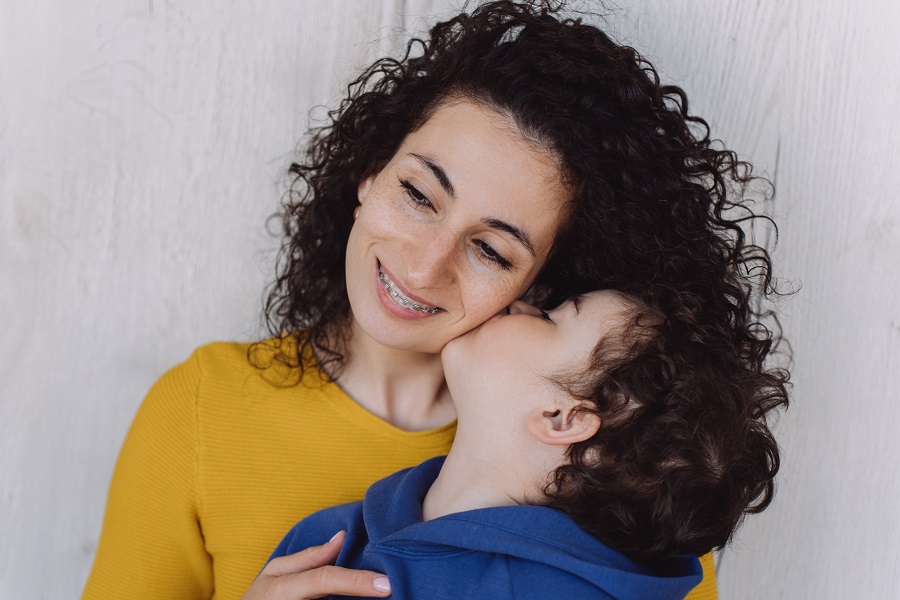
[81,350,214,599]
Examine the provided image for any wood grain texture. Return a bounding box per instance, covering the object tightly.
[1,0,898,598]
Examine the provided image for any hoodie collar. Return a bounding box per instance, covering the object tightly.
[361,456,444,542]
[361,456,701,597]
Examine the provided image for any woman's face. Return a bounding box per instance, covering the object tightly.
[345,98,568,354]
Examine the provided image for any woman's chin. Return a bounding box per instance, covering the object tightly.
[351,311,448,355]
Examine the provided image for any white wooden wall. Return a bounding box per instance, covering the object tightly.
[1,1,898,598]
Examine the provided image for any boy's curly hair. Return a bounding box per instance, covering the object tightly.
[257,0,790,562]
[545,293,788,565]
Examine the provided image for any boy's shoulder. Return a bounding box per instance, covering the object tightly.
[372,505,700,600]
[271,500,365,559]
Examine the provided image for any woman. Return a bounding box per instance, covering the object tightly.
[83,1,782,598]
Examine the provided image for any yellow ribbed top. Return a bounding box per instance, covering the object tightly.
[81,341,716,599]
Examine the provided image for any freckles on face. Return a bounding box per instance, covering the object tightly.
[344,98,569,354]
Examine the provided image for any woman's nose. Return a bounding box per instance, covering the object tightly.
[508,300,543,316]
[403,233,457,289]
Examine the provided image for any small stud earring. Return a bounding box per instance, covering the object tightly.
[353,205,361,220]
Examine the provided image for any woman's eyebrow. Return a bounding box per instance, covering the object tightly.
[481,218,535,257]
[410,152,535,257]
[410,153,455,197]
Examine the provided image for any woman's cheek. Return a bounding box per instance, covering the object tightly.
[464,278,521,324]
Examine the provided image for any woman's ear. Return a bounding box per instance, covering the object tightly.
[527,404,601,446]
[357,174,375,203]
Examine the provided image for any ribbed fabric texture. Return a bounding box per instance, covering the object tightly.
[694,554,717,600]
[81,342,456,600]
[81,341,717,600]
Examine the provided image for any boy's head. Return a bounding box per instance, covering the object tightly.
[441,290,640,457]
[442,289,783,566]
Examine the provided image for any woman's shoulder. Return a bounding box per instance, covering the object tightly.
[137,341,254,417]
[190,339,256,374]
[187,337,313,381]
[118,343,256,467]
[134,338,326,442]
[144,339,313,413]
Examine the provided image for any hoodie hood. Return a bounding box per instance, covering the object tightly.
[361,456,701,599]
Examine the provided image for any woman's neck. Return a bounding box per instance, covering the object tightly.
[334,319,456,431]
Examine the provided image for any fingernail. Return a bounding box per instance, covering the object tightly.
[373,576,391,593]
[329,531,343,543]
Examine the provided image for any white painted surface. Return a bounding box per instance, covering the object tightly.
[1,1,897,598]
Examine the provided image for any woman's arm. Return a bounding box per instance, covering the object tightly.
[81,352,213,599]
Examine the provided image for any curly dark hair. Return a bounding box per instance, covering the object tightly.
[258,0,789,561]
[545,290,788,566]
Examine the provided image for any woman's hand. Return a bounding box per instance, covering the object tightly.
[241,531,392,599]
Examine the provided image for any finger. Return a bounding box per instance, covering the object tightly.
[271,565,391,599]
[263,531,346,577]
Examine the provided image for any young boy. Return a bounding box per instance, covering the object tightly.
[260,290,780,599]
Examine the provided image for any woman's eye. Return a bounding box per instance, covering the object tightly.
[539,309,552,322]
[474,240,512,270]
[399,179,434,210]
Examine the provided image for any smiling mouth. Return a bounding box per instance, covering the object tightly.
[378,266,443,314]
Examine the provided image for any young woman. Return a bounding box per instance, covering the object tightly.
[83,2,783,598]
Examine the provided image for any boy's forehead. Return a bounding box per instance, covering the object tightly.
[566,291,640,352]
[575,290,633,321]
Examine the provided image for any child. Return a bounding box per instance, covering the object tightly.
[260,290,781,599]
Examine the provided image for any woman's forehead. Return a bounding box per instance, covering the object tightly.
[392,99,568,247]
[399,99,561,186]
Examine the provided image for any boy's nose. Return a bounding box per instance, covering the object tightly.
[507,300,543,316]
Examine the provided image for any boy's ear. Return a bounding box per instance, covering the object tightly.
[527,404,601,446]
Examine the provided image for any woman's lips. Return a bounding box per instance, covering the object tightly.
[375,261,443,319]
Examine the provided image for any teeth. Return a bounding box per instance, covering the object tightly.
[379,266,441,314]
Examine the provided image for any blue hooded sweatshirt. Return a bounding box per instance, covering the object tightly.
[270,457,701,599]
